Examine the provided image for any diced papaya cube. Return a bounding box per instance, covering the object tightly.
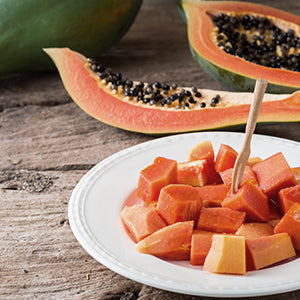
[215,144,238,173]
[156,184,202,225]
[220,165,258,189]
[246,233,296,271]
[235,222,274,239]
[222,182,269,222]
[292,167,300,184]
[190,230,214,265]
[177,160,210,186]
[195,184,229,207]
[252,152,297,199]
[203,234,246,275]
[197,207,246,233]
[137,157,177,203]
[188,140,215,165]
[120,205,166,242]
[278,185,300,214]
[248,156,262,166]
[274,203,300,251]
[135,221,194,260]
[269,199,283,220]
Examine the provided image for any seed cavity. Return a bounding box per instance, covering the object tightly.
[86,59,222,109]
[212,13,300,72]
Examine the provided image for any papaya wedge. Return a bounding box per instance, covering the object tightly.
[44,47,300,134]
[179,0,300,93]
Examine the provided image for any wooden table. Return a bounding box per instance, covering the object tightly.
[1,0,299,299]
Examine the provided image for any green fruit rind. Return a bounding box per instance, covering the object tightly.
[0,0,142,75]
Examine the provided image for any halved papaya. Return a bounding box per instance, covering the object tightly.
[179,0,300,93]
[44,48,300,134]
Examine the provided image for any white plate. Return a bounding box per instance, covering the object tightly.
[68,132,300,298]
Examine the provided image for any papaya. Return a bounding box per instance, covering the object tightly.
[179,0,300,93]
[0,0,142,75]
[44,47,300,134]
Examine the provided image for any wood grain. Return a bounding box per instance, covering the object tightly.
[1,0,299,299]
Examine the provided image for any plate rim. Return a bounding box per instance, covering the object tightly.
[68,131,300,298]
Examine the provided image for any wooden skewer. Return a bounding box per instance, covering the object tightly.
[231,79,268,193]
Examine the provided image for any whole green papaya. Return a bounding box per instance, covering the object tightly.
[0,0,142,75]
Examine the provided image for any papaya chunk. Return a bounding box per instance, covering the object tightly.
[235,222,274,240]
[120,205,166,243]
[203,234,246,275]
[177,160,210,186]
[274,202,300,251]
[252,152,297,199]
[197,207,246,233]
[278,184,300,214]
[292,167,300,184]
[220,165,258,189]
[248,157,262,166]
[246,233,296,271]
[135,221,194,260]
[190,230,214,265]
[195,184,229,207]
[137,156,177,203]
[215,144,238,173]
[188,140,215,165]
[156,184,202,225]
[222,182,269,222]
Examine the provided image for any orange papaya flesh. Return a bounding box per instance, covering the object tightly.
[177,160,211,186]
[235,222,274,240]
[215,144,238,173]
[180,0,300,93]
[197,207,246,233]
[203,234,246,275]
[156,184,202,225]
[190,230,214,265]
[44,47,300,134]
[274,202,300,251]
[137,157,177,203]
[222,182,269,222]
[220,165,258,189]
[252,152,297,200]
[120,205,166,242]
[135,221,194,260]
[292,167,300,184]
[195,184,229,207]
[248,157,263,166]
[278,184,300,214]
[245,233,296,271]
[188,140,215,165]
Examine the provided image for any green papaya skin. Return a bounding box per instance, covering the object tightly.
[0,0,142,75]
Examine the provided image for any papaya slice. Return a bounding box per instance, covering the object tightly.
[278,184,300,214]
[203,234,246,275]
[215,144,238,173]
[274,202,300,251]
[188,140,215,164]
[220,165,258,189]
[195,184,229,207]
[235,222,274,240]
[44,48,300,134]
[222,182,269,222]
[156,184,202,225]
[179,0,300,93]
[252,152,297,199]
[246,233,296,271]
[190,230,214,265]
[120,205,166,242]
[292,167,300,184]
[135,221,194,260]
[197,207,246,233]
[137,156,177,203]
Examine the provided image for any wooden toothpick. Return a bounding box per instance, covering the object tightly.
[231,79,268,193]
